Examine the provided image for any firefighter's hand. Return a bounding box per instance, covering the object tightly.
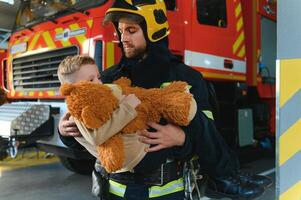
[138,122,185,152]
[58,112,81,137]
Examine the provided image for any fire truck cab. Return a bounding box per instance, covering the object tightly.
[1,0,276,174]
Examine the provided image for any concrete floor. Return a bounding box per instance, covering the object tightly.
[0,163,95,200]
[0,150,275,200]
[0,151,95,200]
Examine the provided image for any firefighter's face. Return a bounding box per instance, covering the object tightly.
[70,64,101,84]
[118,18,147,58]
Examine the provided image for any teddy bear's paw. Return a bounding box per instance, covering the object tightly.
[97,135,125,173]
[162,92,193,126]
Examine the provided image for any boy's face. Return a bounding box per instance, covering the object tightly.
[69,64,101,83]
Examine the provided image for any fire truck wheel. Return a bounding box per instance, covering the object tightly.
[59,156,95,175]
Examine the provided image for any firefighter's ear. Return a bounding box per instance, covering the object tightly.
[59,83,75,96]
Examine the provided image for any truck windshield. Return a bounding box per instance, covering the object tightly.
[14,0,107,31]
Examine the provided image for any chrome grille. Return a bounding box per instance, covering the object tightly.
[12,46,78,90]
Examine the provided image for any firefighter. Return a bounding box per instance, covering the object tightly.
[59,0,271,199]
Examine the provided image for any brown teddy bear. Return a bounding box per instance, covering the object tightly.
[60,77,196,172]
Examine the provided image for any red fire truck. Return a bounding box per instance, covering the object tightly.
[1,0,276,173]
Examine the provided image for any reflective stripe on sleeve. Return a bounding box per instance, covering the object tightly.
[202,110,214,120]
[109,179,127,197]
[149,177,184,198]
[160,82,192,90]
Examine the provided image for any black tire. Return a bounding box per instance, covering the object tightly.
[59,156,95,175]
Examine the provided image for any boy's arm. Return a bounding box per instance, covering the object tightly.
[74,102,137,146]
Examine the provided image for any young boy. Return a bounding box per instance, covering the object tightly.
[58,55,148,173]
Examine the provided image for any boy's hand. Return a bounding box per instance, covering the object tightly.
[58,112,81,137]
[121,94,141,108]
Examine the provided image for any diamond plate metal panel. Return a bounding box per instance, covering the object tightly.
[0,104,50,137]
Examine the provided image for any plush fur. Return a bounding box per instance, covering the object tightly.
[60,77,196,172]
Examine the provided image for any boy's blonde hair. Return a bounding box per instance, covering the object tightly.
[58,55,95,83]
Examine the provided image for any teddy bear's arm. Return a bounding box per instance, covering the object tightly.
[161,92,197,126]
[76,103,138,146]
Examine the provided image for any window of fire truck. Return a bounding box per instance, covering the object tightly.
[14,0,107,30]
[196,0,227,28]
[164,0,176,11]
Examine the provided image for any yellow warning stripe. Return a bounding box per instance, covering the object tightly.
[13,39,21,45]
[280,60,301,107]
[15,91,56,97]
[42,31,57,49]
[23,36,30,42]
[28,32,41,51]
[233,31,245,54]
[106,42,115,68]
[29,91,35,97]
[279,59,301,165]
[237,45,246,58]
[279,118,301,166]
[87,19,93,28]
[235,3,242,18]
[47,91,55,96]
[280,180,301,200]
[236,17,243,32]
[233,2,245,58]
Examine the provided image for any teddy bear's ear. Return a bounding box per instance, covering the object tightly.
[59,83,75,96]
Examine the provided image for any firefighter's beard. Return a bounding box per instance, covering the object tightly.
[123,44,146,59]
